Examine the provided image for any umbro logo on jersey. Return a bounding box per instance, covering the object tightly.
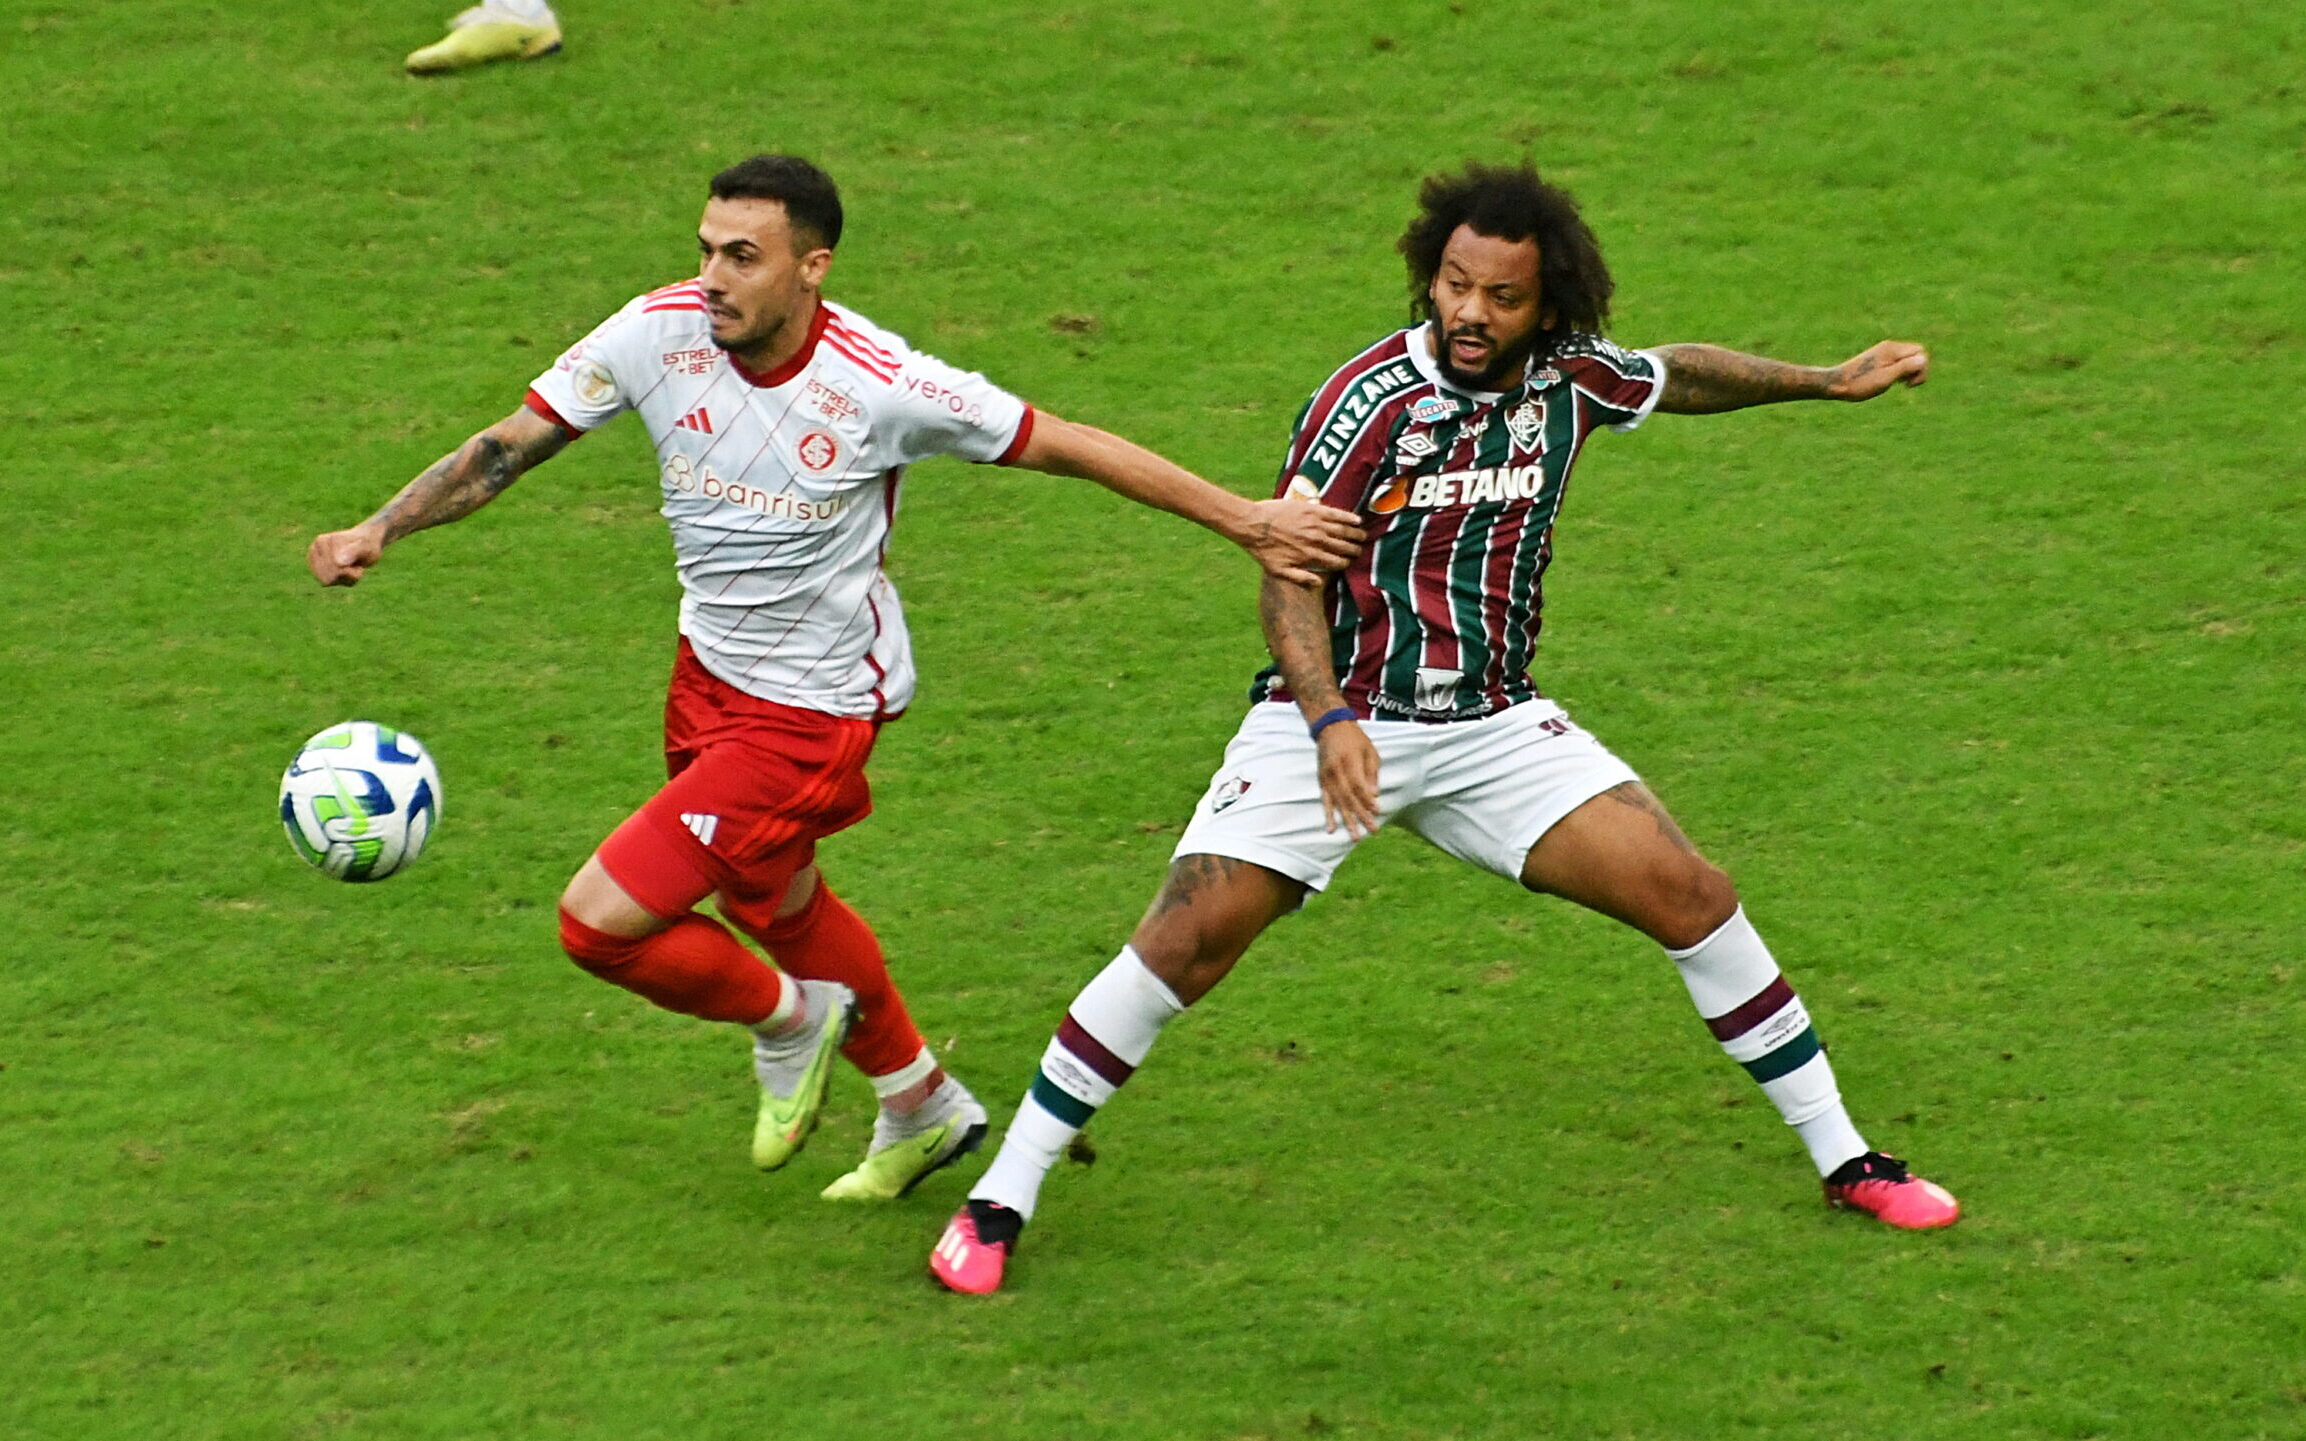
[1394,430,1439,463]
[675,407,714,434]
[680,812,720,846]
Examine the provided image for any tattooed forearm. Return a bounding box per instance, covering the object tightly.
[366,414,567,543]
[1653,344,1835,415]
[1260,575,1346,717]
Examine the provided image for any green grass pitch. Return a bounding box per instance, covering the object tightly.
[4,1,2303,1436]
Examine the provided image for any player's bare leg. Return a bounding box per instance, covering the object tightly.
[933,855,1304,1293]
[555,848,856,1170]
[1520,782,1957,1228]
[1128,853,1307,1002]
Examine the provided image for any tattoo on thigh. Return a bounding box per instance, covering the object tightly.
[1147,854,1243,919]
[1600,781,1699,855]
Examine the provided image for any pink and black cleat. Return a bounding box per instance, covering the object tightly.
[1824,1151,1960,1229]
[930,1200,1023,1294]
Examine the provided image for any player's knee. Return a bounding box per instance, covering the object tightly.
[559,904,640,975]
[1129,912,1250,1006]
[1650,856,1737,949]
[1133,941,1229,1009]
[560,854,666,938]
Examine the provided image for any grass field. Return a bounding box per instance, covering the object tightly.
[5,1,2304,1436]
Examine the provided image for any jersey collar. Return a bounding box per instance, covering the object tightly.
[1407,321,1531,403]
[727,300,830,389]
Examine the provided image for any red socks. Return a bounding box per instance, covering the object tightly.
[721,883,924,1078]
[558,908,787,1026]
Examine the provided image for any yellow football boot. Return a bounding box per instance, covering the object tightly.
[749,980,855,1171]
[821,1080,988,1201]
[405,5,563,76]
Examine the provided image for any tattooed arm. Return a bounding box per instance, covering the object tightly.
[1261,570,1380,839]
[1651,340,1928,415]
[307,406,571,587]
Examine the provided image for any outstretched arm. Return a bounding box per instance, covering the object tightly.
[1261,575,1379,839]
[306,406,571,587]
[1650,340,1928,414]
[1012,412,1364,585]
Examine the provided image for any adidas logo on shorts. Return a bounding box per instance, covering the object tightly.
[680,812,720,846]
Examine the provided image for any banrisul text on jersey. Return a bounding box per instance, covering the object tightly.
[1251,324,1664,722]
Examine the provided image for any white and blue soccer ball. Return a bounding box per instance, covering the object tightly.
[278,721,443,882]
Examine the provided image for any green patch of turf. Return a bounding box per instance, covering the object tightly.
[3,1,2302,1437]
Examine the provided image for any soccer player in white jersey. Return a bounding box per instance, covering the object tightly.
[931,161,1958,1294]
[307,155,1363,1202]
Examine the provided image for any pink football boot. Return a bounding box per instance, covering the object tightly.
[931,1201,1022,1294]
[1824,1152,1960,1229]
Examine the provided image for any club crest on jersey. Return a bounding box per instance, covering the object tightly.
[795,430,839,471]
[1505,398,1545,450]
[1409,395,1455,425]
[1211,776,1253,814]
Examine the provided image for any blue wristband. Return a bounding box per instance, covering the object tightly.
[1308,706,1357,740]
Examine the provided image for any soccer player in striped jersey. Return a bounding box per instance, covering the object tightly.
[306,155,1362,1205]
[932,160,1956,1295]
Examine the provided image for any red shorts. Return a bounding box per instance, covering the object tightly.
[597,638,879,918]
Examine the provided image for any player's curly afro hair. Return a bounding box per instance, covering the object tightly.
[1398,161,1613,347]
[710,153,843,253]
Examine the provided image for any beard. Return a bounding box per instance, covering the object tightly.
[1434,321,1545,391]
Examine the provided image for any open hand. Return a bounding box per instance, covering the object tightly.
[1318,721,1381,839]
[1242,494,1365,585]
[307,524,385,587]
[1826,341,1929,401]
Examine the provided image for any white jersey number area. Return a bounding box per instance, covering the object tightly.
[526,285,1034,721]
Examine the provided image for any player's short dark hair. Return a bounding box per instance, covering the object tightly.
[709,154,843,252]
[1398,161,1613,345]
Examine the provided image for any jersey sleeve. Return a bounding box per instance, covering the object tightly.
[1558,335,1667,433]
[527,298,651,435]
[883,347,1033,466]
[1272,387,1386,511]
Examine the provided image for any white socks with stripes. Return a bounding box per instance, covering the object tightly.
[971,947,1185,1221]
[1666,907,1868,1176]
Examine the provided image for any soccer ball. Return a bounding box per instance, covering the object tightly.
[278,721,443,882]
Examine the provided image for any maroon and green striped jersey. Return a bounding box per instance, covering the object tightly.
[1251,323,1664,721]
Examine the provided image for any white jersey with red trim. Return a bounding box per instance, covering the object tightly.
[526,285,1033,720]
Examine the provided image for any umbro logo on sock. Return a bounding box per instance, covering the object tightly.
[675,407,713,434]
[680,812,720,846]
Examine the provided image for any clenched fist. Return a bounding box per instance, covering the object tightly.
[307,523,385,587]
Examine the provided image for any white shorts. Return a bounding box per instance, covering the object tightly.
[1172,700,1641,892]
